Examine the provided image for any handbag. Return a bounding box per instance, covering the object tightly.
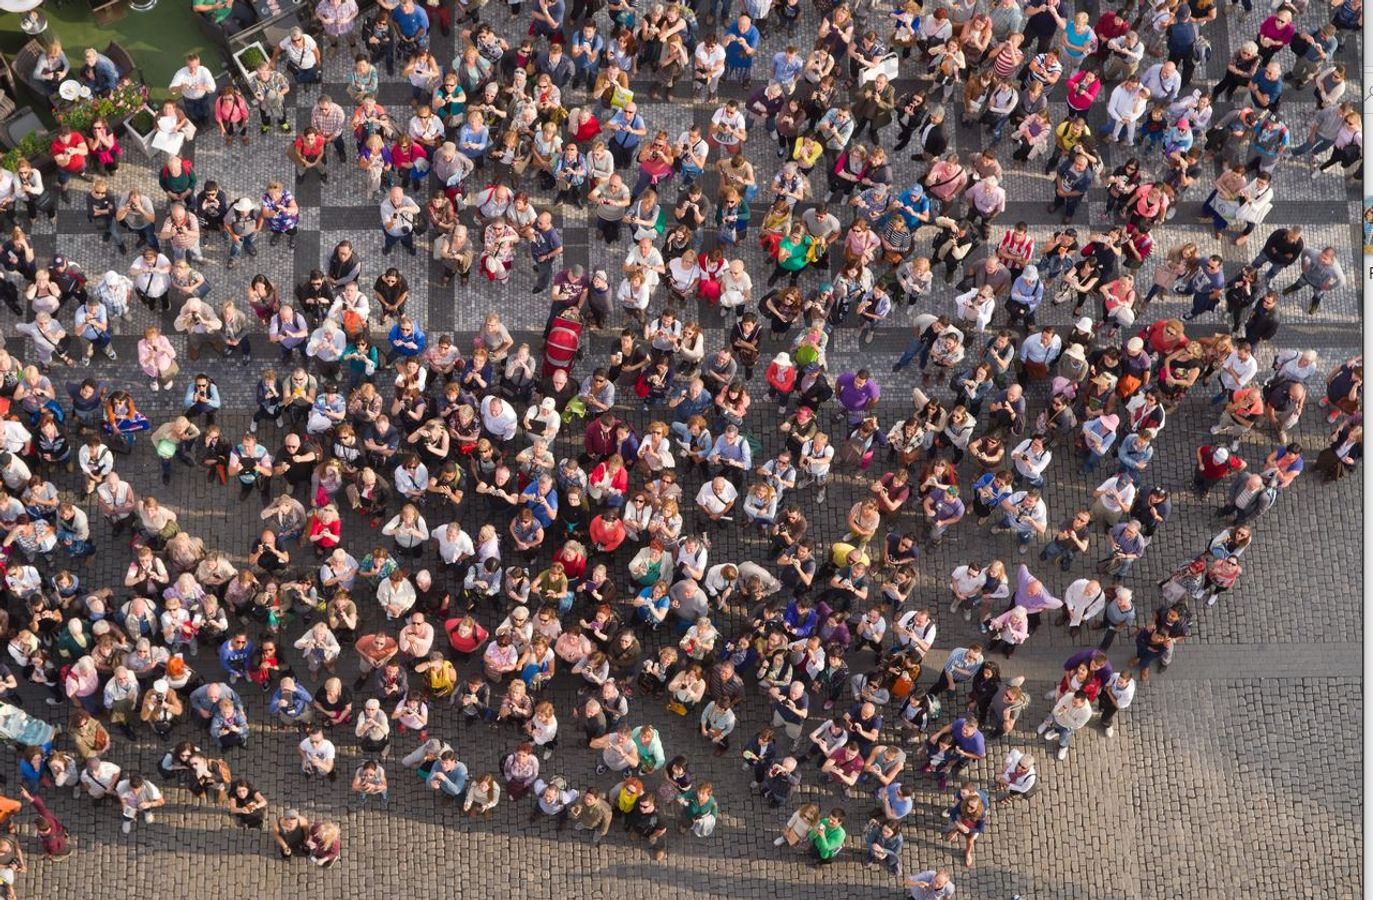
[1095,554,1125,576]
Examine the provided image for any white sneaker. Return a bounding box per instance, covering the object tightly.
[163,380,173,391]
[1043,729,1060,742]
[1035,721,1048,735]
[773,836,786,847]
[149,380,159,392]
[1105,725,1115,738]
[1206,595,1217,607]
[143,812,154,824]
[1056,747,1068,761]
[121,820,132,834]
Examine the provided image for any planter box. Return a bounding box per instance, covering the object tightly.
[232,42,269,82]
[123,105,158,158]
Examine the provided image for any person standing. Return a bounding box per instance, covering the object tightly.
[1099,669,1135,738]
[380,186,420,256]
[169,53,217,127]
[530,212,563,295]
[905,869,956,899]
[1280,245,1346,314]
[808,808,846,866]
[1037,689,1093,760]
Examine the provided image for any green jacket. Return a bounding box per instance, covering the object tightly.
[812,820,846,859]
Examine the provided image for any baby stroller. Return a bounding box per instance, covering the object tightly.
[0,703,57,751]
[543,307,584,377]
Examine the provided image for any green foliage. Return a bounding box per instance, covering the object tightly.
[53,80,149,133]
[1,130,50,172]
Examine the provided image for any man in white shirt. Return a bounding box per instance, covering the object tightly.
[81,757,122,800]
[1010,435,1053,488]
[480,395,518,442]
[694,475,738,525]
[276,27,321,84]
[298,727,338,779]
[693,35,726,100]
[1060,578,1105,634]
[168,52,217,126]
[116,773,165,834]
[893,608,937,660]
[1270,348,1319,384]
[435,522,474,569]
[1214,342,1259,401]
[1105,77,1148,143]
[380,186,421,256]
[1091,473,1136,527]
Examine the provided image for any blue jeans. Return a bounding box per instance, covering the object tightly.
[184,95,212,124]
[1248,251,1290,283]
[893,338,928,371]
[431,763,468,796]
[124,222,160,250]
[383,230,415,253]
[58,529,93,558]
[1291,136,1333,157]
[1285,273,1329,306]
[228,232,257,259]
[1000,517,1035,547]
[1039,541,1077,570]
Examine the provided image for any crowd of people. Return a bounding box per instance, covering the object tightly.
[0,0,1362,892]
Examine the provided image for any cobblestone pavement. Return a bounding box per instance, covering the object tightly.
[2,0,1363,896]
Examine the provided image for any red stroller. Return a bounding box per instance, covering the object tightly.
[543,307,584,377]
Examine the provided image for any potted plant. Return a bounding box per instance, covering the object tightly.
[123,105,158,158]
[1,130,52,172]
[55,81,151,133]
[233,43,269,81]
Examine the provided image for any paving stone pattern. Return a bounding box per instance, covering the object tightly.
[3,0,1363,898]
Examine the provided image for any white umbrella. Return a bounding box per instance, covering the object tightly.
[0,0,44,13]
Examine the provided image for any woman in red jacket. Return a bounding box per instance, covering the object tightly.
[766,352,797,411]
